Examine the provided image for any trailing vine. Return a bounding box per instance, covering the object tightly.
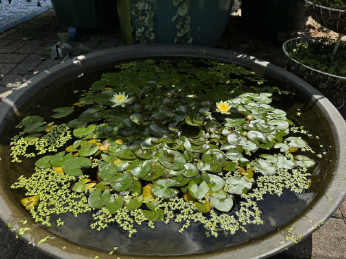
[132,0,193,44]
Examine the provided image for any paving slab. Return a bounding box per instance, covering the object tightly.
[0,39,13,48]
[17,40,44,54]
[0,63,17,78]
[0,40,28,54]
[11,54,43,76]
[0,220,24,259]
[340,199,346,219]
[0,53,29,64]
[311,218,346,258]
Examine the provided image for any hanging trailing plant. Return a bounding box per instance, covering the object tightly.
[172,0,193,44]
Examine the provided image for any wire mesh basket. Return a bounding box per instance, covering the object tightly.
[283,37,346,109]
[305,0,346,34]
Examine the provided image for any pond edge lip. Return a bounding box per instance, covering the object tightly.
[0,44,345,259]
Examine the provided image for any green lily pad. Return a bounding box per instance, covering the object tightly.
[131,160,151,178]
[183,163,199,177]
[226,176,252,195]
[152,179,179,199]
[286,137,307,148]
[294,155,316,168]
[131,181,142,196]
[125,195,143,211]
[194,201,211,213]
[188,181,209,200]
[142,209,164,221]
[143,164,164,181]
[149,123,169,138]
[51,107,74,118]
[78,144,99,157]
[106,195,124,214]
[133,148,156,160]
[110,171,134,192]
[247,131,266,145]
[225,118,246,127]
[210,196,233,212]
[98,164,123,182]
[130,113,145,125]
[276,155,295,169]
[88,188,111,209]
[67,119,86,129]
[208,174,225,192]
[50,152,73,167]
[254,159,276,175]
[24,134,42,142]
[274,143,289,152]
[159,149,186,170]
[72,179,96,192]
[115,149,137,160]
[268,120,289,130]
[73,124,97,138]
[35,155,52,169]
[62,157,92,176]
[79,107,103,122]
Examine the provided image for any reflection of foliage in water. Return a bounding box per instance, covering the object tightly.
[11,59,319,238]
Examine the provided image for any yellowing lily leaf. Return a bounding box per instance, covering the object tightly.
[115,139,123,145]
[194,201,211,213]
[143,185,153,200]
[98,141,111,151]
[53,167,64,173]
[21,195,39,211]
[72,179,96,192]
[66,145,78,152]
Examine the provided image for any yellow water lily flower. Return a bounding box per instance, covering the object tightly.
[216,101,231,114]
[111,92,130,107]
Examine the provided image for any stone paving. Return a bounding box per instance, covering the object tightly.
[0,8,346,259]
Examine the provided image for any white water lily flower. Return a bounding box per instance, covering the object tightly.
[111,92,130,107]
[216,100,231,114]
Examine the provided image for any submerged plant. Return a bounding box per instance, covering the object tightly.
[10,59,321,239]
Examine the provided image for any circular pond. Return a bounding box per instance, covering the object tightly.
[0,45,345,259]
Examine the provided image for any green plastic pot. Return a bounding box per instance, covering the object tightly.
[51,0,119,29]
[130,0,234,47]
[241,0,308,37]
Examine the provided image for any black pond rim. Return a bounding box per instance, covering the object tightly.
[0,44,345,259]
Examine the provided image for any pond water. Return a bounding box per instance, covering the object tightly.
[0,58,333,256]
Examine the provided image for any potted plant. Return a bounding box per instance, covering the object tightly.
[240,0,308,39]
[0,45,346,259]
[129,0,234,47]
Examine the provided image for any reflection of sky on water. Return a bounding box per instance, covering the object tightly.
[47,189,313,256]
[0,0,52,33]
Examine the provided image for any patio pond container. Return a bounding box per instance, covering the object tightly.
[0,45,345,259]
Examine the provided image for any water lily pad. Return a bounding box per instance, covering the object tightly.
[115,149,137,160]
[131,181,142,196]
[133,148,156,160]
[105,195,124,214]
[131,160,151,178]
[254,159,276,175]
[21,195,39,211]
[277,155,295,169]
[130,113,145,125]
[183,163,199,177]
[72,179,96,192]
[67,119,86,129]
[125,195,143,211]
[210,196,233,212]
[88,188,111,209]
[208,174,225,191]
[227,132,240,145]
[98,164,123,182]
[110,171,134,192]
[79,107,103,122]
[152,179,179,199]
[50,151,73,167]
[286,137,307,148]
[51,107,74,118]
[194,201,211,213]
[73,124,97,138]
[149,123,169,138]
[142,209,164,221]
[159,149,186,170]
[268,120,289,130]
[247,131,266,145]
[188,181,209,200]
[274,143,289,152]
[95,181,111,191]
[78,144,99,157]
[294,155,316,168]
[143,164,164,181]
[62,157,92,176]
[226,176,252,195]
[225,118,246,127]
[35,155,52,168]
[24,134,42,142]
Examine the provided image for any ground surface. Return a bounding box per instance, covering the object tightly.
[0,7,346,259]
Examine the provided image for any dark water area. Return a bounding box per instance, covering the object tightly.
[0,58,333,256]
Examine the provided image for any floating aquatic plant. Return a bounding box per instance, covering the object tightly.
[10,59,322,238]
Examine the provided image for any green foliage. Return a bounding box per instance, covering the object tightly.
[10,59,320,238]
[310,0,346,10]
